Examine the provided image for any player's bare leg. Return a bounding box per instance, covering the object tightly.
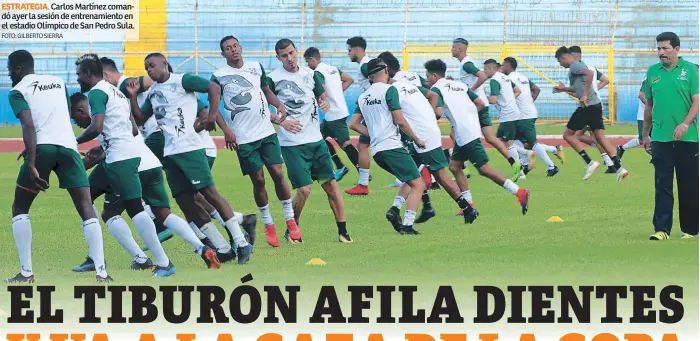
[591,129,627,180]
[431,168,479,223]
[449,160,475,217]
[476,164,530,215]
[346,141,371,195]
[399,177,426,235]
[482,126,511,161]
[260,163,298,247]
[564,128,602,180]
[321,179,352,242]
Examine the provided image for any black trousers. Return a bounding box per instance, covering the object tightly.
[651,141,699,236]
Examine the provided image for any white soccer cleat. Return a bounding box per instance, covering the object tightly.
[616,167,629,182]
[519,169,527,180]
[385,179,403,188]
[583,161,600,180]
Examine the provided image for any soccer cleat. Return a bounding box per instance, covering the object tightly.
[553,145,565,164]
[429,182,440,190]
[546,166,560,177]
[284,229,303,244]
[72,256,96,272]
[129,258,154,270]
[414,207,436,224]
[200,237,217,251]
[399,225,420,235]
[516,188,530,215]
[510,162,522,182]
[264,224,280,247]
[345,184,369,195]
[95,275,113,283]
[519,169,527,180]
[650,231,669,240]
[616,167,629,182]
[237,244,254,264]
[338,233,354,243]
[4,273,34,284]
[286,219,302,241]
[462,206,479,224]
[142,229,174,251]
[241,214,257,246]
[617,145,625,161]
[334,166,349,182]
[217,249,236,263]
[583,161,600,180]
[681,233,695,239]
[385,179,403,188]
[385,206,403,232]
[605,166,617,174]
[200,246,221,269]
[152,261,176,277]
[527,150,536,170]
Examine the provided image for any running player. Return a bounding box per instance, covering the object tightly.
[5,50,111,283]
[501,57,561,177]
[303,47,362,184]
[482,59,523,181]
[128,53,254,264]
[554,46,628,181]
[213,35,298,248]
[268,39,352,243]
[424,59,531,215]
[345,36,372,195]
[617,79,648,160]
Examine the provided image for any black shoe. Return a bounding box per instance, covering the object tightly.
[429,182,440,190]
[72,256,95,272]
[217,249,236,263]
[385,206,402,232]
[200,237,217,251]
[463,206,479,224]
[414,207,436,224]
[129,258,154,270]
[605,166,617,174]
[241,214,257,246]
[523,165,531,175]
[617,145,625,161]
[283,229,303,244]
[152,261,176,277]
[546,166,560,177]
[4,273,34,284]
[399,225,420,235]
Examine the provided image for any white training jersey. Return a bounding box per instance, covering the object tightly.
[393,70,423,87]
[212,61,276,145]
[97,131,161,172]
[90,80,140,164]
[488,71,521,123]
[392,82,442,153]
[586,63,602,99]
[269,66,323,147]
[199,130,217,158]
[508,71,538,120]
[356,82,404,155]
[432,78,482,147]
[459,56,489,107]
[357,55,371,92]
[8,74,78,152]
[143,73,205,157]
[637,80,646,121]
[314,62,349,122]
[116,75,160,139]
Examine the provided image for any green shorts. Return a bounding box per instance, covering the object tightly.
[102,167,170,212]
[516,118,538,145]
[418,147,449,172]
[162,149,215,197]
[479,108,492,128]
[321,118,351,145]
[281,140,335,189]
[17,144,89,192]
[374,148,420,183]
[207,156,216,170]
[451,139,489,169]
[103,157,143,202]
[236,134,284,176]
[496,120,518,142]
[145,131,165,161]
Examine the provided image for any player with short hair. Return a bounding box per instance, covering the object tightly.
[554,46,628,181]
[128,53,254,264]
[303,47,362,184]
[501,57,560,177]
[424,59,531,215]
[268,39,352,243]
[617,79,648,160]
[345,36,373,195]
[482,59,523,181]
[5,50,111,283]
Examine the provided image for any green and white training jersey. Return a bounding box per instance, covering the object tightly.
[194,98,217,158]
[8,74,78,152]
[393,70,424,87]
[356,82,404,156]
[459,56,489,107]
[97,130,161,172]
[268,66,325,147]
[314,62,349,121]
[357,55,371,91]
[89,80,140,164]
[141,73,208,157]
[211,61,276,145]
[507,71,538,120]
[432,78,482,147]
[488,71,521,123]
[392,81,442,153]
[117,75,160,139]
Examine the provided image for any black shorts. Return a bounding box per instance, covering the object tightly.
[566,103,604,131]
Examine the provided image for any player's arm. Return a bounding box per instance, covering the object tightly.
[463,62,486,92]
[387,87,423,147]
[82,146,105,170]
[182,73,221,128]
[677,67,699,139]
[193,98,209,133]
[512,82,521,98]
[348,107,369,136]
[468,89,486,112]
[596,70,609,90]
[10,91,38,170]
[580,67,595,104]
[313,71,330,112]
[426,86,444,119]
[120,76,148,98]
[129,115,139,136]
[127,83,154,125]
[488,79,500,105]
[529,80,541,101]
[76,90,107,144]
[256,66,287,123]
[339,70,354,91]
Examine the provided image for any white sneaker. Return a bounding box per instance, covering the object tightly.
[385,179,403,188]
[583,161,600,180]
[616,167,629,182]
[519,169,527,180]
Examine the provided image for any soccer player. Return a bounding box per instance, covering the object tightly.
[482,59,523,181]
[303,47,362,184]
[501,57,560,177]
[424,59,531,215]
[128,53,254,264]
[69,92,221,271]
[4,50,111,283]
[553,46,628,181]
[212,35,298,248]
[345,36,372,195]
[267,39,352,243]
[451,38,513,165]
[617,78,647,160]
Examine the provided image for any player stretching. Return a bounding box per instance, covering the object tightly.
[554,47,628,181]
[482,59,523,181]
[5,50,111,283]
[424,59,531,215]
[212,35,298,247]
[303,47,362,183]
[501,57,560,177]
[268,39,352,243]
[129,53,254,263]
[617,79,648,160]
[345,36,372,195]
